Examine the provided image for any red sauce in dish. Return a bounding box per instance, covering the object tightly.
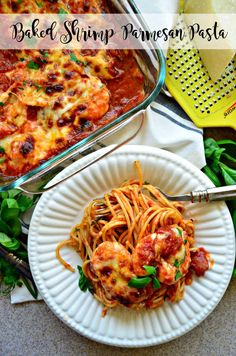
[190,248,209,277]
[158,227,183,257]
[0,49,145,177]
[0,2,146,178]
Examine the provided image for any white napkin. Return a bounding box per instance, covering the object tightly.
[11,0,206,304]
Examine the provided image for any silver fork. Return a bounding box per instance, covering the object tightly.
[155,185,236,203]
[93,185,236,218]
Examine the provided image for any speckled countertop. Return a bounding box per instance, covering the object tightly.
[0,278,235,356]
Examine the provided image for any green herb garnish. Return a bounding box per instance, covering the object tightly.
[77,265,94,293]
[0,102,4,107]
[58,8,68,14]
[17,195,34,213]
[0,258,20,296]
[32,82,42,92]
[128,276,152,289]
[1,198,19,221]
[175,271,182,280]
[173,260,179,268]
[152,277,161,289]
[70,53,87,66]
[35,0,43,8]
[176,227,182,236]
[0,232,20,250]
[219,162,236,185]
[0,190,36,298]
[129,265,161,289]
[27,61,40,70]
[202,137,236,279]
[143,265,156,275]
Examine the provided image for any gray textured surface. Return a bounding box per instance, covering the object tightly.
[0,279,236,356]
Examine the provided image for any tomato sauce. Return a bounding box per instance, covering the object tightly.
[0,0,146,178]
[157,227,183,257]
[190,248,209,277]
[62,51,145,151]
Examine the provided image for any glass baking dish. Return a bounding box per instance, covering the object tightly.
[0,0,165,193]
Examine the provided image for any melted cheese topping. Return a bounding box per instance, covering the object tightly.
[0,1,145,177]
[0,50,111,175]
[91,241,140,305]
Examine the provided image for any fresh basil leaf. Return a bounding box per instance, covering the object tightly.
[204,138,221,159]
[152,277,161,289]
[0,219,12,235]
[0,233,20,251]
[222,152,236,165]
[21,276,38,299]
[0,146,5,153]
[0,232,11,244]
[7,189,21,199]
[4,235,19,249]
[17,195,34,213]
[3,275,18,285]
[1,199,19,221]
[0,102,4,107]
[217,139,236,158]
[175,271,182,280]
[0,191,8,199]
[143,265,156,275]
[219,162,236,185]
[204,138,225,174]
[1,198,19,209]
[77,265,94,293]
[8,218,21,237]
[128,276,152,289]
[211,148,225,174]
[16,250,28,260]
[202,165,222,187]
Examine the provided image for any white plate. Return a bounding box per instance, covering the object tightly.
[28,145,235,347]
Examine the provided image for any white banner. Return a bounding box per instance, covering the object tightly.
[0,14,235,50]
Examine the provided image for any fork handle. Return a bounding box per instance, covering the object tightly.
[191,185,236,202]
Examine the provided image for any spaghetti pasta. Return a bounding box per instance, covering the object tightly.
[56,161,210,314]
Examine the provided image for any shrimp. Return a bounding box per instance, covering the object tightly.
[132,227,191,285]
